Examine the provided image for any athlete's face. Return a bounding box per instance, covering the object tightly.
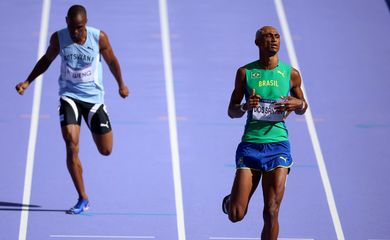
[66,14,87,43]
[256,27,280,55]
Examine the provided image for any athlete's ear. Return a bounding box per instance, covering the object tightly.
[65,16,69,25]
[255,39,260,47]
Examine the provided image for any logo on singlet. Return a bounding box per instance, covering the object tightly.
[277,70,285,78]
[258,80,279,87]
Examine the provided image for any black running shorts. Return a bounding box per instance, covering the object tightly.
[58,96,112,134]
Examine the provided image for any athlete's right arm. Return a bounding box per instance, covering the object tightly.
[15,32,60,95]
[228,68,246,118]
[228,67,261,118]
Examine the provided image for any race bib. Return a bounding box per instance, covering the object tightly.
[63,64,94,83]
[252,99,285,122]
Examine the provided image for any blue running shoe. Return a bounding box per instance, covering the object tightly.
[66,198,90,214]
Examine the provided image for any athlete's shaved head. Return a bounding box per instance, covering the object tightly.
[255,26,278,40]
[67,5,87,18]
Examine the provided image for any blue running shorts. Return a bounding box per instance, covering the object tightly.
[235,141,293,172]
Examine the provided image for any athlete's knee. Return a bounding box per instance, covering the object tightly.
[263,201,280,222]
[65,141,79,156]
[99,149,111,156]
[98,146,112,156]
[93,132,112,156]
[229,204,247,223]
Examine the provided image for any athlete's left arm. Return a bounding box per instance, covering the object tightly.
[99,31,129,98]
[288,68,307,115]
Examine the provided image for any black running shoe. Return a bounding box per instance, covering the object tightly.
[222,194,230,214]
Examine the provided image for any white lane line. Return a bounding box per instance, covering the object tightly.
[158,0,186,240]
[274,0,345,240]
[278,238,314,240]
[18,0,51,240]
[209,238,258,240]
[209,237,314,240]
[50,235,155,239]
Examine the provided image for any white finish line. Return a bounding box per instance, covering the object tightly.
[50,235,155,239]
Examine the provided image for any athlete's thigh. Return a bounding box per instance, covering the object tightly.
[261,167,288,204]
[78,102,113,152]
[59,96,82,144]
[89,105,112,153]
[230,169,261,208]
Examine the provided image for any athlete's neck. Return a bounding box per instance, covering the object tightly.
[258,55,278,70]
[71,29,87,45]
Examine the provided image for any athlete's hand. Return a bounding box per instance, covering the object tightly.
[244,89,261,110]
[119,85,129,98]
[15,81,30,95]
[274,96,305,120]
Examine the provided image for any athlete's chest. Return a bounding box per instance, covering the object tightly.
[246,68,290,99]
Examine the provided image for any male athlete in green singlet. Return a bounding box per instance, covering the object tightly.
[222,26,307,239]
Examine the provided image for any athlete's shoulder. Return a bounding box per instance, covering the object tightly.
[278,59,292,68]
[57,27,67,33]
[56,28,70,48]
[86,26,101,43]
[243,60,259,70]
[86,26,101,34]
[56,27,68,38]
[49,31,59,44]
[87,26,101,37]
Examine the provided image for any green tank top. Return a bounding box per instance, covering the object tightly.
[242,60,291,143]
